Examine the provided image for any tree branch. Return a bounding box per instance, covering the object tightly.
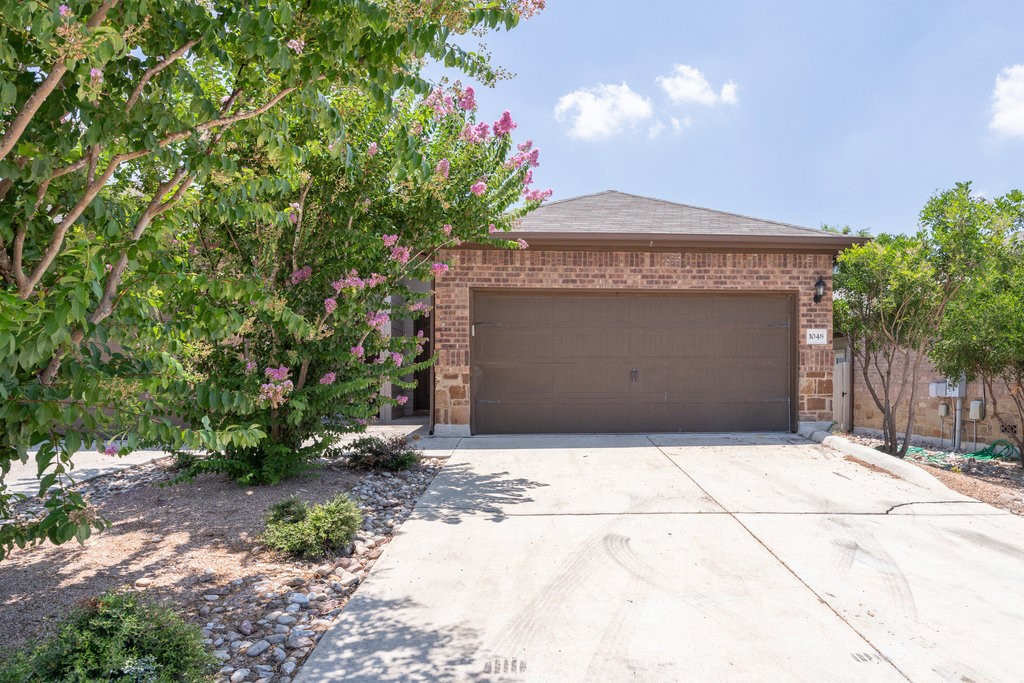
[125,39,202,112]
[290,177,314,273]
[39,168,194,385]
[0,0,120,163]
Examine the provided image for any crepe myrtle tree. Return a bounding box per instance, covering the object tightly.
[0,0,545,558]
[170,86,551,484]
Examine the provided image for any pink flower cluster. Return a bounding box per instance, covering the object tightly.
[245,360,256,373]
[319,372,336,385]
[424,87,455,119]
[459,86,476,111]
[516,239,529,249]
[471,181,487,197]
[260,380,294,408]
[324,297,337,314]
[90,68,103,83]
[287,38,305,54]
[524,188,554,202]
[332,270,386,292]
[516,0,546,18]
[351,345,365,358]
[506,140,540,169]
[409,301,430,314]
[381,234,399,247]
[103,443,118,456]
[390,245,411,264]
[59,4,72,17]
[442,224,453,236]
[391,352,404,366]
[265,366,290,381]
[260,366,294,408]
[290,265,312,284]
[396,395,409,406]
[431,262,449,277]
[461,122,490,144]
[493,110,517,137]
[367,310,390,331]
[367,142,379,157]
[435,159,450,178]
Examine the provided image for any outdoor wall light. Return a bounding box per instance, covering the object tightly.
[813,276,827,303]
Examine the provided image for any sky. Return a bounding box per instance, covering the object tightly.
[428,0,1024,234]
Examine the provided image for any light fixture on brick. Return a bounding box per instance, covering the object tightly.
[813,276,827,303]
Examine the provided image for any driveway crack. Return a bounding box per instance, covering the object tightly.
[883,500,978,515]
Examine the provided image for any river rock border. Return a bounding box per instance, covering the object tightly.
[200,460,442,683]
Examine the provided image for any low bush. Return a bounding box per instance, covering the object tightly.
[0,591,216,682]
[262,494,363,559]
[343,435,421,471]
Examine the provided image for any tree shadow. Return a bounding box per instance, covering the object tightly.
[297,594,499,682]
[411,461,549,524]
[0,467,364,648]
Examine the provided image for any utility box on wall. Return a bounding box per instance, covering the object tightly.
[969,400,985,420]
[929,378,966,398]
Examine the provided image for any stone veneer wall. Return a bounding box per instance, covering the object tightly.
[433,249,835,432]
[852,350,1022,449]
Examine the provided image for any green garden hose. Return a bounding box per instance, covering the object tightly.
[906,440,1020,465]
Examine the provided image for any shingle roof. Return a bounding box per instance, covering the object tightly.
[512,190,836,239]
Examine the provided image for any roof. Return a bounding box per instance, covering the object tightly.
[505,190,866,252]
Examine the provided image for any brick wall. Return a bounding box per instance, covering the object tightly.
[433,248,836,431]
[852,349,1022,448]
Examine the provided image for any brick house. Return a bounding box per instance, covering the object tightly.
[426,190,862,436]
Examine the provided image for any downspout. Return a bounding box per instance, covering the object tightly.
[953,372,966,452]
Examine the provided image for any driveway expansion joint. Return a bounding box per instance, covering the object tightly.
[645,435,913,682]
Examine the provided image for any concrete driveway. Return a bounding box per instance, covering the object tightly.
[298,434,1024,682]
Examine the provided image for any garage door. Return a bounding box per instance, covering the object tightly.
[471,291,794,434]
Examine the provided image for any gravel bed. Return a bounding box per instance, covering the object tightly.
[1,451,443,683]
[841,433,1024,515]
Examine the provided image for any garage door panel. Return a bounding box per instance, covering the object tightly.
[472,291,794,434]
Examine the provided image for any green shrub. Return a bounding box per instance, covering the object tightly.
[0,591,217,682]
[343,435,421,472]
[262,495,363,559]
[181,442,320,486]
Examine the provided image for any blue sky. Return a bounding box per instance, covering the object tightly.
[432,1,1024,234]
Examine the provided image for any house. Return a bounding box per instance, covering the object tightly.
[428,190,864,436]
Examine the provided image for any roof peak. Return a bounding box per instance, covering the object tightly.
[536,190,826,236]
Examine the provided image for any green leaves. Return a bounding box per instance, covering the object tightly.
[0,0,544,557]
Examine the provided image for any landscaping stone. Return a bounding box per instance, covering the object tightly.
[9,440,442,682]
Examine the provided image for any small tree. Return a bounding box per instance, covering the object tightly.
[834,234,935,455]
[930,190,1024,463]
[835,182,995,457]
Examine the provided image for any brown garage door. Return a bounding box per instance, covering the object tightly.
[471,291,794,434]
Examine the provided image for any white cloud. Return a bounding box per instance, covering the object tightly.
[656,64,739,106]
[670,116,691,133]
[554,82,653,141]
[647,120,665,139]
[991,65,1024,137]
